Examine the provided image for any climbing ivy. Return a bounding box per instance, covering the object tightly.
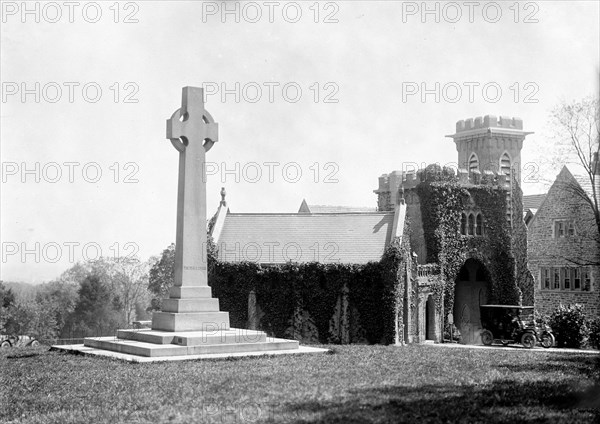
[208,244,406,344]
[416,164,520,324]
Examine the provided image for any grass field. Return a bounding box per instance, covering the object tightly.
[1,344,598,423]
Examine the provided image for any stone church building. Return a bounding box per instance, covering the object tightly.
[526,165,600,318]
[210,115,599,345]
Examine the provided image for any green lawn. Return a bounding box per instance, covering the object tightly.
[1,345,598,423]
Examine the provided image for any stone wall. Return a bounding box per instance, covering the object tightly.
[452,115,525,179]
[511,178,535,305]
[527,168,600,319]
[405,190,427,264]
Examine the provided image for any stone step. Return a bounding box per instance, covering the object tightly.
[117,328,267,345]
[152,311,230,332]
[84,335,299,358]
[161,298,219,313]
[169,285,212,299]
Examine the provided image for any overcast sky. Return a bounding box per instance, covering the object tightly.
[1,1,599,283]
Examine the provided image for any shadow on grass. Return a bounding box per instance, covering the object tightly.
[5,352,41,360]
[281,379,598,423]
[281,354,600,423]
[500,352,600,375]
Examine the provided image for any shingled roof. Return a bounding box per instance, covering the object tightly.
[215,212,395,264]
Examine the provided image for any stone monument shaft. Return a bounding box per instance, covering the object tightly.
[151,86,229,332]
[166,87,218,287]
[76,85,311,356]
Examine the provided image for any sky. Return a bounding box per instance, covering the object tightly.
[1,0,599,283]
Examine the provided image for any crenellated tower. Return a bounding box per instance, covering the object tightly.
[446,115,533,184]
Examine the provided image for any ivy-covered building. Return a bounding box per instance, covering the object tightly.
[374,115,534,344]
[209,115,537,345]
[209,188,411,345]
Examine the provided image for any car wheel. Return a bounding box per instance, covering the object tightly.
[481,330,493,346]
[30,340,40,347]
[521,333,536,349]
[0,340,11,349]
[540,333,555,349]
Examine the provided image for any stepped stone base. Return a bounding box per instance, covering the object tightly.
[75,327,316,360]
[51,343,327,363]
[63,285,328,362]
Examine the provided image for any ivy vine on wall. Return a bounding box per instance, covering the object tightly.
[207,236,407,344]
[415,164,520,322]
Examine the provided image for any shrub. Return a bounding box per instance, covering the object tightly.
[588,316,600,350]
[549,304,589,348]
[534,310,550,327]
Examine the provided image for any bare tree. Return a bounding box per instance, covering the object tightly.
[549,95,600,265]
[102,257,152,325]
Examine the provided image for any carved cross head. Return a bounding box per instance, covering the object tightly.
[166,87,218,152]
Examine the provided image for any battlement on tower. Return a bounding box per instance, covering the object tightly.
[454,115,523,133]
[375,167,512,211]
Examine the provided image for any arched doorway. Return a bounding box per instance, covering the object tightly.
[454,259,490,344]
[425,295,435,341]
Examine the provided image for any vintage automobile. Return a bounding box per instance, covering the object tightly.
[479,305,555,349]
[0,335,40,348]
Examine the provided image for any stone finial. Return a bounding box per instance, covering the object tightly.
[220,187,227,206]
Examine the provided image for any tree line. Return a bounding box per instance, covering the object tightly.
[0,256,154,342]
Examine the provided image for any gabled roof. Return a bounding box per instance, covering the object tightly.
[529,166,600,227]
[216,212,395,264]
[550,166,600,206]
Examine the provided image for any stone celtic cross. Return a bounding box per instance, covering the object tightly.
[166,86,218,288]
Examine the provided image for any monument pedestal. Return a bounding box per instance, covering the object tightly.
[82,329,302,358]
[78,285,317,360]
[151,285,230,332]
[53,87,326,361]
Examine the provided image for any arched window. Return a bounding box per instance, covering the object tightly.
[468,213,475,236]
[500,152,511,176]
[468,153,479,173]
[460,213,467,235]
[476,213,483,235]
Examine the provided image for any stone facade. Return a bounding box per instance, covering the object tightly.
[453,115,530,181]
[375,115,533,344]
[527,167,600,319]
